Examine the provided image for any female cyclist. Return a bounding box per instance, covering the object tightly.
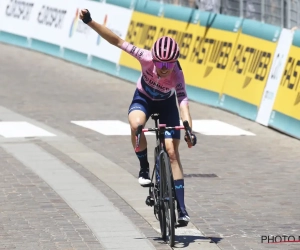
[79,9,197,225]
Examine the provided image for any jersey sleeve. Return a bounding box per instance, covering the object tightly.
[120,41,151,63]
[175,64,189,107]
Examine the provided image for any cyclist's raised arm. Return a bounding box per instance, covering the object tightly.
[80,9,149,62]
[120,41,149,61]
[80,9,124,48]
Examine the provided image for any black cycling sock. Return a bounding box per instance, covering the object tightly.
[136,148,149,169]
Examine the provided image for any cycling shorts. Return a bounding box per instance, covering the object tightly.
[128,89,180,139]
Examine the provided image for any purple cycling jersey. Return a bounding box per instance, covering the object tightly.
[121,41,188,107]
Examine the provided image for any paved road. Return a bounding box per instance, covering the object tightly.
[1,42,300,250]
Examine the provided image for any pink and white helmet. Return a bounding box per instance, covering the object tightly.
[151,36,180,62]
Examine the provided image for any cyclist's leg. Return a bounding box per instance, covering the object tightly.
[157,95,190,224]
[128,89,152,185]
[164,139,190,223]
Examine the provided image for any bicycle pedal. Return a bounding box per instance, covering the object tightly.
[140,183,154,188]
[175,221,189,228]
[145,196,154,207]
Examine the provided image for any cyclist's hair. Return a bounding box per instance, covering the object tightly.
[151,36,180,62]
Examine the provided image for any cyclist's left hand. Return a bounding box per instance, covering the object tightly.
[185,133,197,147]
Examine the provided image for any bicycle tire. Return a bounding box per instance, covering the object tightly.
[154,148,166,239]
[160,151,175,246]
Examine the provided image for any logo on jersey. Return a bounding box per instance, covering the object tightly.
[130,46,144,59]
[138,50,144,59]
[141,77,172,99]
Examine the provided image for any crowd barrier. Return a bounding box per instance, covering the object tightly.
[0,0,299,139]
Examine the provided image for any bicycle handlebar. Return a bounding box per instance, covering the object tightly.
[135,120,193,152]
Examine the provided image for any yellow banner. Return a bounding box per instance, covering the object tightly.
[272,45,300,120]
[186,26,240,94]
[119,11,203,86]
[221,33,276,107]
[119,12,242,95]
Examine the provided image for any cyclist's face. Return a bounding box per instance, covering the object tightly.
[156,67,173,77]
[153,61,176,78]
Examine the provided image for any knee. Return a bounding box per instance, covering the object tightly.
[129,118,143,133]
[128,112,146,132]
[166,147,178,163]
[130,122,141,132]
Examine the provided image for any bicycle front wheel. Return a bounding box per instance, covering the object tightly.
[160,151,175,247]
[154,148,166,239]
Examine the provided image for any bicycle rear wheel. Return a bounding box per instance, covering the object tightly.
[160,151,175,247]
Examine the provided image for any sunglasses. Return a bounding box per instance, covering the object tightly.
[153,61,176,70]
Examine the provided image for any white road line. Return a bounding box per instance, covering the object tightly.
[0,106,65,139]
[184,120,256,136]
[2,143,155,250]
[72,119,255,137]
[0,121,56,138]
[71,120,154,136]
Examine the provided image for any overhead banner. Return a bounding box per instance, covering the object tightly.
[256,28,294,126]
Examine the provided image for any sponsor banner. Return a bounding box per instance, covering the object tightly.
[64,0,104,56]
[186,14,243,96]
[256,28,294,126]
[119,6,242,106]
[271,30,300,122]
[0,0,38,38]
[65,1,132,63]
[219,20,281,117]
[29,0,76,46]
[90,3,132,63]
[119,10,203,84]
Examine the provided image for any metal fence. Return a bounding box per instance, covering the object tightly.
[152,0,300,29]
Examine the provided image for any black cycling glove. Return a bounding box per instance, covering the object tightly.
[82,9,92,24]
[184,133,197,146]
